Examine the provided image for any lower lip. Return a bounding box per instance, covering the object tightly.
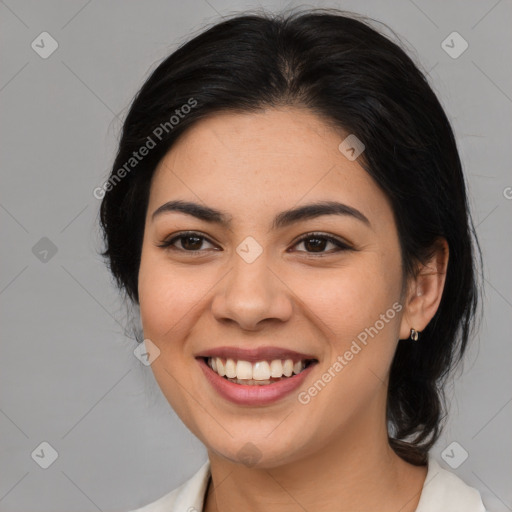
[197,358,316,406]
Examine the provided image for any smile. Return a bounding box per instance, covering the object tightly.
[196,348,319,405]
[205,357,316,385]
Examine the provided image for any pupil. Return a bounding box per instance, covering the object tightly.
[183,236,202,250]
[305,237,326,252]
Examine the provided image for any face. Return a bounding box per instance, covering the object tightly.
[138,108,409,468]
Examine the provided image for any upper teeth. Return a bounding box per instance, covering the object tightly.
[208,357,307,380]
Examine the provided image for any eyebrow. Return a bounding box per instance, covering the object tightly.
[151,199,371,230]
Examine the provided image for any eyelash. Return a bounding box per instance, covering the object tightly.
[156,231,353,257]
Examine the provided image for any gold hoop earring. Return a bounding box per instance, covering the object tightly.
[410,328,419,341]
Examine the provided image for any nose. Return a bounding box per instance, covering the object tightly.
[211,253,293,331]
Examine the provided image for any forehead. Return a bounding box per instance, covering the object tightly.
[148,108,392,228]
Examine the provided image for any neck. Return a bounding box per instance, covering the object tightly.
[203,402,427,512]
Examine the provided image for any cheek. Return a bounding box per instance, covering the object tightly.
[138,252,201,340]
[137,254,204,421]
[292,257,402,342]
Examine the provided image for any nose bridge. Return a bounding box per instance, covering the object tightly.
[230,248,273,296]
[211,244,292,329]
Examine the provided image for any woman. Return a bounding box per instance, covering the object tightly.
[99,8,486,511]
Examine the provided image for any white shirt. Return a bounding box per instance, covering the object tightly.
[128,455,487,512]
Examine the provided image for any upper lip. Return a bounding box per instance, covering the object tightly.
[195,346,317,363]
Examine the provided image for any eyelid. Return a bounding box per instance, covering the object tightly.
[156,230,218,251]
[290,232,354,254]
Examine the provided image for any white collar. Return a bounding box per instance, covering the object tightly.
[415,455,486,511]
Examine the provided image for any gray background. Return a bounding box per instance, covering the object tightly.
[1,0,511,511]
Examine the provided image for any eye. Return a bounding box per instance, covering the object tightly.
[157,231,353,256]
[290,232,353,255]
[157,231,218,253]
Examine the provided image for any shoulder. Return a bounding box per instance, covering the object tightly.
[415,455,487,512]
[127,461,211,512]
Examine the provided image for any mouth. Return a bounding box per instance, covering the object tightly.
[195,346,319,405]
[200,356,318,386]
[196,354,318,406]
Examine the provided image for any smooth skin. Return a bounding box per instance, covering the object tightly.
[137,108,449,512]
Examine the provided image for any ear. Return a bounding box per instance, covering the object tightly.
[399,238,449,340]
